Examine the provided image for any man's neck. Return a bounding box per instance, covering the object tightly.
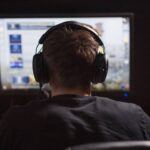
[51,87,91,97]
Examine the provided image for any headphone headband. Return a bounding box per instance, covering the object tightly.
[39,21,104,47]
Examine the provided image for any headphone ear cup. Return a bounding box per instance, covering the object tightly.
[100,57,108,83]
[32,53,49,83]
[92,54,108,84]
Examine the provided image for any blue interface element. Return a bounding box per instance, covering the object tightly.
[9,34,21,43]
[10,44,22,53]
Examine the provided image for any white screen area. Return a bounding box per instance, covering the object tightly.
[0,17,130,91]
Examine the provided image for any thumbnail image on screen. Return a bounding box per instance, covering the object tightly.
[0,16,130,91]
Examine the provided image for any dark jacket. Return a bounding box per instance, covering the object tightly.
[0,95,150,150]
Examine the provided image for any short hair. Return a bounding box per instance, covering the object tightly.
[43,27,99,90]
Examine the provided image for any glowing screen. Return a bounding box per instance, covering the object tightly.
[0,16,130,91]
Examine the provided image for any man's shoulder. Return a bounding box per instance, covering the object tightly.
[91,96,143,118]
[1,99,49,127]
[94,96,139,108]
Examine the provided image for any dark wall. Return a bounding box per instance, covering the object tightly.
[0,0,150,114]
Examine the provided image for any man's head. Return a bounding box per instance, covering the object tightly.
[43,27,98,91]
[33,21,108,95]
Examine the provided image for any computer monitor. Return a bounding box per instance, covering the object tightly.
[0,14,133,97]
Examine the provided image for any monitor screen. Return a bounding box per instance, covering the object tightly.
[0,14,132,94]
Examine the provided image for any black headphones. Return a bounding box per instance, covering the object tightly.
[32,21,108,85]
